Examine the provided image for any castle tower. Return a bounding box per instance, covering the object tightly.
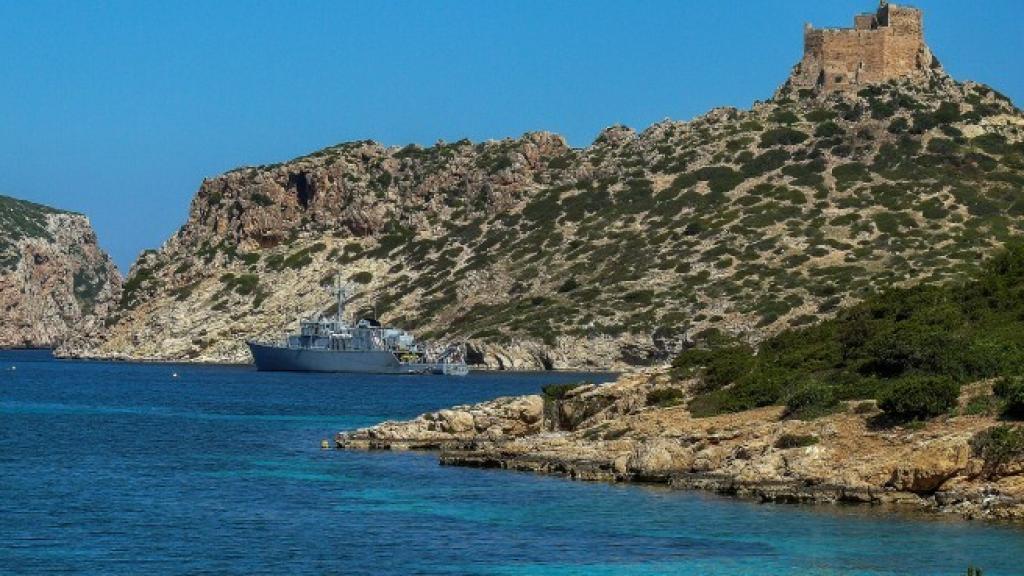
[788,1,937,93]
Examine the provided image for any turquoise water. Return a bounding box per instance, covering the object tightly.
[0,350,1019,575]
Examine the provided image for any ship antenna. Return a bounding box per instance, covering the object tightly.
[336,271,346,324]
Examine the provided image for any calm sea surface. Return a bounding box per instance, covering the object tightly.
[0,350,1020,575]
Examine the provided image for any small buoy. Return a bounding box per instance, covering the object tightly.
[9,366,15,371]
[320,439,330,450]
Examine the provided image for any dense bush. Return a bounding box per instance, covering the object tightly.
[970,425,1024,479]
[783,381,840,420]
[774,433,819,449]
[994,377,1024,419]
[814,121,843,138]
[671,343,755,393]
[877,376,960,422]
[678,243,1024,420]
[760,127,809,147]
[646,388,685,408]
[741,149,791,177]
[350,271,373,284]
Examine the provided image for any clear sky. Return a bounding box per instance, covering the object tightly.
[1,0,1021,272]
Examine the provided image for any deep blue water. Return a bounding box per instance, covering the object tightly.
[0,350,1020,575]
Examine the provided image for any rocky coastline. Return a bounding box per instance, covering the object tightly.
[336,373,1024,522]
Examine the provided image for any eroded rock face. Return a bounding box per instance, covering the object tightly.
[0,196,121,349]
[336,373,1024,521]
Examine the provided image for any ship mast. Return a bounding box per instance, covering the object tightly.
[334,272,348,324]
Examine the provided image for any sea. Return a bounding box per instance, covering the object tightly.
[0,349,1020,575]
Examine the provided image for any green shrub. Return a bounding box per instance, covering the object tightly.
[805,109,835,122]
[542,382,587,401]
[970,425,1024,479]
[239,252,260,265]
[672,344,755,393]
[761,127,809,147]
[646,388,685,408]
[774,434,819,449]
[963,393,1001,417]
[888,117,910,134]
[784,381,840,420]
[814,121,843,138]
[688,366,793,417]
[692,166,745,193]
[974,133,1009,155]
[741,149,791,177]
[933,101,961,124]
[224,273,259,296]
[878,376,960,422]
[832,163,872,188]
[351,271,373,284]
[251,192,274,207]
[927,137,959,156]
[771,109,801,125]
[993,377,1024,419]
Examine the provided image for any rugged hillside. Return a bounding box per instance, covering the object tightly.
[73,71,1024,368]
[0,195,121,349]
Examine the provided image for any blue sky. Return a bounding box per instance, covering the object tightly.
[1,0,1021,272]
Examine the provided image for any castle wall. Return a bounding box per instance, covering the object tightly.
[883,6,925,77]
[791,2,928,93]
[854,14,877,31]
[818,29,887,89]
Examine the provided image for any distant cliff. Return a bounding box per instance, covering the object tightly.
[0,195,121,349]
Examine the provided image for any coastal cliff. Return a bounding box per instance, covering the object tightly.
[0,195,121,349]
[337,373,1024,521]
[71,72,1024,369]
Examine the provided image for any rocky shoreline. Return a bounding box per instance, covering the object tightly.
[336,373,1024,521]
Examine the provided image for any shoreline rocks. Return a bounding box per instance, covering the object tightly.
[336,373,1024,522]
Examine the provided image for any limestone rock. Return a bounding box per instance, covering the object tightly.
[338,372,1024,521]
[0,196,121,349]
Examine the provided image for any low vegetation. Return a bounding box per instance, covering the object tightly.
[646,388,685,408]
[774,434,819,449]
[542,383,587,401]
[679,243,1024,423]
[971,425,1024,479]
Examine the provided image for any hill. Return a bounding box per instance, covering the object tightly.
[70,71,1024,368]
[0,195,122,348]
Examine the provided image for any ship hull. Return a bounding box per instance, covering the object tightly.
[248,342,417,374]
[247,341,468,374]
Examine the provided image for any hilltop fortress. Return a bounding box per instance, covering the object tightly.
[789,1,940,93]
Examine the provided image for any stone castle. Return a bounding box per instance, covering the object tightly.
[789,1,939,93]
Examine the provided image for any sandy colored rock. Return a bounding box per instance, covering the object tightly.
[0,197,121,349]
[337,372,1024,521]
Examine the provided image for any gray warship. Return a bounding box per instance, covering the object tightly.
[247,278,469,375]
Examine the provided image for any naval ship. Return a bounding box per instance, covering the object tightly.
[247,278,469,375]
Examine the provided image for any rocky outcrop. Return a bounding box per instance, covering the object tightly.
[0,195,121,349]
[336,373,1024,521]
